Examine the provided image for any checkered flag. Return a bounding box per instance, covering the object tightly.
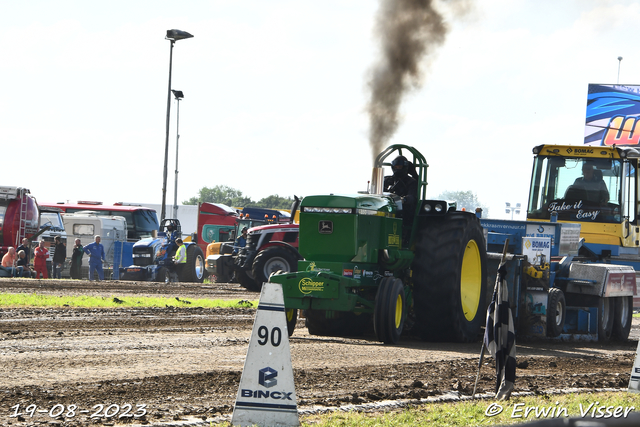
[483,262,516,400]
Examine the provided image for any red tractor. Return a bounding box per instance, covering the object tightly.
[208,197,301,291]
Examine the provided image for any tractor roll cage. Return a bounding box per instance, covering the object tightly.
[374,144,428,203]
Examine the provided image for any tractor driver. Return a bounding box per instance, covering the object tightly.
[572,161,609,205]
[384,155,418,244]
[384,155,418,210]
[165,223,177,242]
[233,227,248,255]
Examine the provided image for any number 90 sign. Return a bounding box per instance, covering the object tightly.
[257,326,282,347]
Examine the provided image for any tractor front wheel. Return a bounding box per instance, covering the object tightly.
[286,308,298,337]
[373,277,406,344]
[412,212,487,342]
[156,267,171,283]
[546,288,566,337]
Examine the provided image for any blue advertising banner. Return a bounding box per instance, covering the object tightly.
[585,83,640,146]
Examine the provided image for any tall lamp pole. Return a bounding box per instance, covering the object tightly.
[617,56,623,84]
[171,90,184,219]
[161,29,193,222]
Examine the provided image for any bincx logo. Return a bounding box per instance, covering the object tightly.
[259,367,278,388]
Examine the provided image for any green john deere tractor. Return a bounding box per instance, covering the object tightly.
[269,144,488,344]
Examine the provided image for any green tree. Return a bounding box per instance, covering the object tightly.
[436,190,489,216]
[183,185,252,206]
[255,195,294,210]
[184,186,294,210]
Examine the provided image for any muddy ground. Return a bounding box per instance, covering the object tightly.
[0,278,638,426]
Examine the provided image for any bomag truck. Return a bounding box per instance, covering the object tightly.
[478,144,640,342]
[482,145,640,341]
[269,145,487,344]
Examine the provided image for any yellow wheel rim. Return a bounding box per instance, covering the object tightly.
[460,239,482,322]
[394,293,403,329]
[286,309,295,322]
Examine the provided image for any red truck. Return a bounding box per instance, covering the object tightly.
[0,187,40,259]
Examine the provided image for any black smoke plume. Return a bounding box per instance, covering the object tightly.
[367,0,470,161]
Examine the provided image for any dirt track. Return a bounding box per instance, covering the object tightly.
[0,278,638,426]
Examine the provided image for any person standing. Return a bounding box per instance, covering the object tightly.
[33,240,49,279]
[70,238,84,280]
[52,236,66,279]
[84,235,106,281]
[174,238,187,281]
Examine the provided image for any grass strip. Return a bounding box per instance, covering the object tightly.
[0,293,258,309]
[301,391,640,426]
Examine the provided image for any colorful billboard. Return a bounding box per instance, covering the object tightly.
[585,84,640,146]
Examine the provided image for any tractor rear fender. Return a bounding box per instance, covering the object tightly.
[258,241,303,259]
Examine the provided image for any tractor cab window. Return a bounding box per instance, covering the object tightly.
[528,156,622,224]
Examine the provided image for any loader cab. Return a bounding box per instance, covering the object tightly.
[527,144,640,247]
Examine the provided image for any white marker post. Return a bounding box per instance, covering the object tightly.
[231,282,299,426]
[629,340,640,393]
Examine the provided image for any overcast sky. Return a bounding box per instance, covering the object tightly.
[2,0,637,219]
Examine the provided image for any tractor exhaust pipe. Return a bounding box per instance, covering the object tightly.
[370,167,384,194]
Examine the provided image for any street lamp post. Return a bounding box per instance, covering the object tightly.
[171,90,184,220]
[161,29,193,222]
[617,56,623,84]
[505,202,521,220]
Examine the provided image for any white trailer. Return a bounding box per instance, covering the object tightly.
[62,211,127,279]
[120,203,198,236]
[38,207,68,267]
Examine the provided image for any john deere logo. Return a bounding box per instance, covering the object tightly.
[299,277,324,294]
[319,221,333,234]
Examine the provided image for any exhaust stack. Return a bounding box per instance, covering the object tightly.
[370,167,384,195]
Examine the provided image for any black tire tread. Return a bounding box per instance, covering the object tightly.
[236,268,261,292]
[181,245,205,283]
[252,246,297,287]
[546,288,566,337]
[612,296,633,341]
[412,212,487,342]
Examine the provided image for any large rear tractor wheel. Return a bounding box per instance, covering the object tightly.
[598,297,614,342]
[286,308,298,337]
[546,288,566,337]
[612,296,633,341]
[412,212,487,342]
[179,245,205,283]
[236,268,261,292]
[252,247,298,288]
[373,277,406,344]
